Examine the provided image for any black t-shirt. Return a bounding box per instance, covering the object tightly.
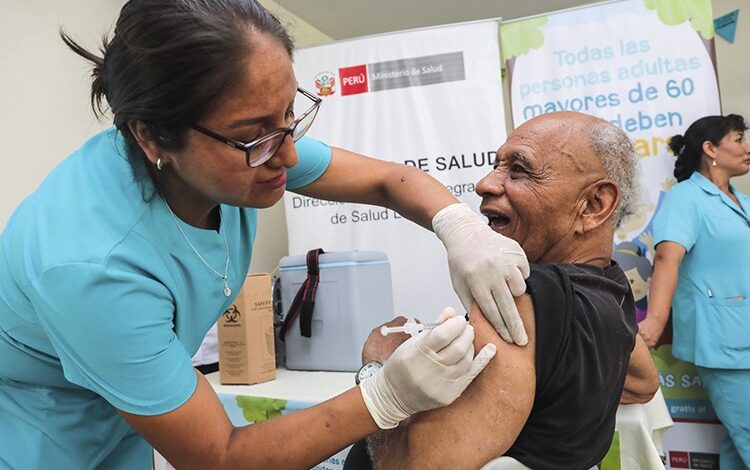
[506,262,637,469]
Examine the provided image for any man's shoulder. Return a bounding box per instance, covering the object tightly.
[526,261,634,345]
[531,262,629,294]
[525,264,578,320]
[527,264,572,298]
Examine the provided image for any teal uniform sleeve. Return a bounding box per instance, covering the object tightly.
[287,136,332,190]
[653,186,700,251]
[28,263,197,416]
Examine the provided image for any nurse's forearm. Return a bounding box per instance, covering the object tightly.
[329,159,458,230]
[376,163,459,230]
[295,147,458,231]
[121,373,378,470]
[225,387,378,469]
[646,243,684,326]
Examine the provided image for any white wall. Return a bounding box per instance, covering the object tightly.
[260,0,332,47]
[714,0,750,194]
[0,1,123,227]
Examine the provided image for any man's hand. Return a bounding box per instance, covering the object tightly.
[432,203,530,345]
[362,316,410,363]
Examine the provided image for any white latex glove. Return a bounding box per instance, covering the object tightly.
[359,308,497,429]
[432,203,530,345]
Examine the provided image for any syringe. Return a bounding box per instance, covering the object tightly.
[380,318,441,336]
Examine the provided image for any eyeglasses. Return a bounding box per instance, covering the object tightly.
[190,87,322,167]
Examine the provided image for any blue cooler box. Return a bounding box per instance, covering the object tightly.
[278,251,395,372]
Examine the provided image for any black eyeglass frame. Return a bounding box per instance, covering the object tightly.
[190,87,322,167]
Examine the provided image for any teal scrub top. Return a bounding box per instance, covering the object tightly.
[653,171,750,368]
[0,128,331,467]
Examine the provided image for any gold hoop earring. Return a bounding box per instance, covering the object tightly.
[156,158,164,171]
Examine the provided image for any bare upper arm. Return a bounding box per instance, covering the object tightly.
[118,370,234,470]
[397,296,537,469]
[621,333,659,404]
[653,241,687,265]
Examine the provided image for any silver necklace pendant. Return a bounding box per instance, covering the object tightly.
[161,195,233,299]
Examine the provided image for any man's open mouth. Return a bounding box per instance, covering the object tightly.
[483,212,511,231]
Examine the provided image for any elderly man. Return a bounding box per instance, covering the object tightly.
[351,111,659,470]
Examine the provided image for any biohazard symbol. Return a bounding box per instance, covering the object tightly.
[223,304,241,323]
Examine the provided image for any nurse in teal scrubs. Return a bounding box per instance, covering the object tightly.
[639,114,750,469]
[0,1,530,468]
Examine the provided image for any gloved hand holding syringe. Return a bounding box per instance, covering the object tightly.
[360,306,496,430]
[381,318,441,336]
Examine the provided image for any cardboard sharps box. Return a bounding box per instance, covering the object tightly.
[218,274,276,385]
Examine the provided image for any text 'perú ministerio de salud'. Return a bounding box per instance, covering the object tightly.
[338,52,465,96]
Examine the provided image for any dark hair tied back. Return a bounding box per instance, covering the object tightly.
[670,114,746,182]
[667,134,685,157]
[59,0,294,196]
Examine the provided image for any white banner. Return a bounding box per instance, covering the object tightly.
[287,20,506,318]
[504,0,721,463]
[505,0,719,247]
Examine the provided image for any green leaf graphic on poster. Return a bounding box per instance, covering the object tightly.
[643,0,714,39]
[652,345,709,400]
[500,16,548,61]
[236,395,287,422]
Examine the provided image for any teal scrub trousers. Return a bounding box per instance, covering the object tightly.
[697,367,750,470]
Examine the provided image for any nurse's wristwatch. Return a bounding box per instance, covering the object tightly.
[355,360,383,385]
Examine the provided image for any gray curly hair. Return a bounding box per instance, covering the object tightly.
[586,118,641,230]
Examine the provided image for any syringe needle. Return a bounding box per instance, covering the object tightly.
[380,320,441,336]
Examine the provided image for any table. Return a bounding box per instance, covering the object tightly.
[206,367,352,403]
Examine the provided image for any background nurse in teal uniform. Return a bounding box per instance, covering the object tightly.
[639,114,750,469]
[0,1,535,468]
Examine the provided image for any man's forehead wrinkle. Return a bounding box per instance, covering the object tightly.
[550,120,579,154]
[561,145,590,173]
[510,130,543,147]
[553,121,596,174]
[505,127,547,159]
[502,115,597,174]
[530,119,575,155]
